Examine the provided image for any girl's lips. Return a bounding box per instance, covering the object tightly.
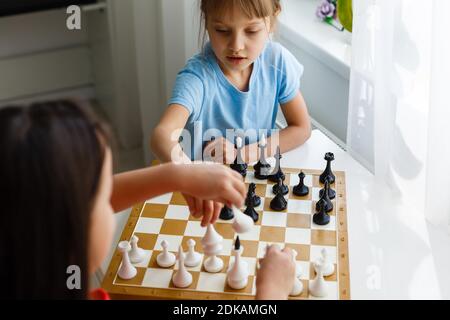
[226,56,246,64]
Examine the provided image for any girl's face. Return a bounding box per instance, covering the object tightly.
[207,6,272,75]
[88,147,115,274]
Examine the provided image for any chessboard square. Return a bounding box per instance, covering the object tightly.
[310,245,337,264]
[146,193,172,204]
[284,243,310,261]
[224,275,255,294]
[308,281,338,300]
[184,221,206,237]
[285,228,311,245]
[221,239,234,256]
[309,263,338,281]
[215,223,235,239]
[257,241,285,258]
[228,256,257,276]
[289,173,313,187]
[259,226,286,242]
[263,198,288,213]
[240,240,259,257]
[287,199,312,214]
[134,217,163,234]
[170,192,188,205]
[165,205,190,220]
[253,183,268,198]
[159,219,188,235]
[265,185,276,197]
[155,235,183,251]
[311,230,337,246]
[245,171,266,184]
[133,233,158,250]
[141,203,167,219]
[132,250,152,268]
[297,261,311,280]
[238,225,261,241]
[142,268,173,288]
[114,267,146,286]
[311,215,336,230]
[197,272,227,293]
[312,188,321,201]
[169,271,200,289]
[287,213,311,229]
[261,212,287,227]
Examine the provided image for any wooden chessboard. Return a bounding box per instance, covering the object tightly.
[102,166,350,300]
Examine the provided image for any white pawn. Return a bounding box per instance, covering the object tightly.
[309,262,328,297]
[292,249,303,278]
[117,241,137,280]
[129,235,145,264]
[314,248,335,277]
[290,277,304,296]
[157,240,176,268]
[184,239,201,267]
[202,224,224,273]
[227,237,249,289]
[172,246,193,288]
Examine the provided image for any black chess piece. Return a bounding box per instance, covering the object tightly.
[268,146,285,182]
[293,171,309,196]
[319,184,336,199]
[272,176,289,195]
[219,205,234,220]
[245,183,261,208]
[244,200,259,222]
[319,152,335,184]
[313,201,330,226]
[230,137,247,178]
[315,179,333,213]
[254,136,271,180]
[270,185,288,211]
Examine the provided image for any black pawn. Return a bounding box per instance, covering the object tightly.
[272,176,289,195]
[219,205,234,220]
[293,171,309,196]
[319,152,335,184]
[313,201,330,226]
[315,179,333,213]
[245,183,261,208]
[244,200,259,222]
[270,185,288,211]
[319,184,336,200]
[268,147,285,182]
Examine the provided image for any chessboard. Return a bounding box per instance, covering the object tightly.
[102,165,350,300]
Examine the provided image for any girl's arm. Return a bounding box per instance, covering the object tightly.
[150,104,191,163]
[243,91,312,163]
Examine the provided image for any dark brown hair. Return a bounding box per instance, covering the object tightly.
[0,99,111,299]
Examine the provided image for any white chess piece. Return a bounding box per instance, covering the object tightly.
[157,240,176,268]
[129,235,145,264]
[117,241,137,280]
[314,248,335,277]
[290,277,304,296]
[292,249,303,278]
[227,241,249,289]
[184,239,201,267]
[309,262,328,297]
[172,246,193,288]
[202,224,224,273]
[231,206,254,234]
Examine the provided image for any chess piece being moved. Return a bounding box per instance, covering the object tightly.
[230,136,247,178]
[270,178,288,211]
[117,241,137,280]
[172,246,193,288]
[254,134,271,180]
[309,261,328,297]
[129,235,145,264]
[245,183,261,208]
[313,200,330,226]
[293,171,309,196]
[157,240,176,268]
[268,146,285,182]
[202,224,224,273]
[315,179,333,213]
[184,239,202,267]
[272,175,289,195]
[227,237,249,290]
[232,206,255,233]
[319,152,335,184]
[219,205,234,221]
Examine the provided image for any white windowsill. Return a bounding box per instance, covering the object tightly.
[277,0,352,79]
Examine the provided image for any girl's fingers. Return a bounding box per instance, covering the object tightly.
[184,194,197,216]
[222,187,245,209]
[212,202,222,223]
[195,197,204,218]
[201,201,213,227]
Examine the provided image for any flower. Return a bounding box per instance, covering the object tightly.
[316,0,336,19]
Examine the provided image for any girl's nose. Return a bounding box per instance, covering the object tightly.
[228,33,245,53]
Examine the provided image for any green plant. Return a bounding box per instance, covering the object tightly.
[337,0,353,32]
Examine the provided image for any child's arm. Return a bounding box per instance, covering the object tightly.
[111,162,246,226]
[255,245,296,300]
[243,91,312,163]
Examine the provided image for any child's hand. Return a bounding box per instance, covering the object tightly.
[178,163,246,226]
[255,245,296,300]
[203,137,236,164]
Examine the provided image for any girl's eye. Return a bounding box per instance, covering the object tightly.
[246,30,261,34]
[216,29,229,33]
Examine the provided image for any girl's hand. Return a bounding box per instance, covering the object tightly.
[203,137,237,164]
[181,194,224,227]
[255,245,296,300]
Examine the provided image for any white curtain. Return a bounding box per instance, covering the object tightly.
[347,0,450,232]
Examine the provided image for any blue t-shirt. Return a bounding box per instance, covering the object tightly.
[168,41,304,160]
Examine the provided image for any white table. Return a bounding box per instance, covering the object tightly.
[282,130,450,299]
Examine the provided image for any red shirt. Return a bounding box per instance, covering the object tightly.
[90,288,111,300]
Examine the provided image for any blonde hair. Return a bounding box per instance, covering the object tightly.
[199,0,281,50]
